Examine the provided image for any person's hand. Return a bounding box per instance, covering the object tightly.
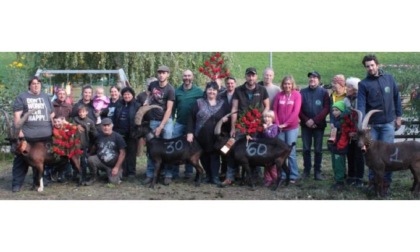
[186,133,194,143]
[306,119,314,128]
[112,167,119,176]
[230,129,236,138]
[395,117,402,130]
[77,124,85,132]
[155,126,163,137]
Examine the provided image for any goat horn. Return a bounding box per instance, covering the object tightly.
[135,105,162,125]
[14,110,37,132]
[351,109,364,130]
[0,109,13,139]
[214,111,237,135]
[361,110,382,129]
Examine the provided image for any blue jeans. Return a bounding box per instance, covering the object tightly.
[225,154,239,181]
[278,128,300,180]
[368,122,394,184]
[146,118,174,178]
[171,122,194,177]
[301,126,325,175]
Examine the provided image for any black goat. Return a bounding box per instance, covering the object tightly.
[133,105,205,188]
[0,109,82,192]
[214,112,294,190]
[356,109,420,197]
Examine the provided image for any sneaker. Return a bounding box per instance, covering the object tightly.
[219,179,233,188]
[163,177,172,186]
[184,174,193,180]
[202,177,211,184]
[330,182,345,191]
[211,177,221,186]
[126,174,136,182]
[352,180,364,188]
[314,172,324,181]
[290,179,297,184]
[301,171,310,179]
[264,181,272,187]
[142,177,152,185]
[12,185,21,193]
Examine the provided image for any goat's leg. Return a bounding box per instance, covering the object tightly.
[150,160,162,189]
[242,164,255,190]
[32,166,44,192]
[191,162,204,187]
[273,160,290,191]
[410,167,420,196]
[374,170,385,197]
[71,156,83,186]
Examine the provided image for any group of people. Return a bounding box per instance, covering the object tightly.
[10,54,402,195]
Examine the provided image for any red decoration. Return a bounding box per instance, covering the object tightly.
[235,107,264,136]
[52,123,83,158]
[336,110,358,150]
[198,52,230,80]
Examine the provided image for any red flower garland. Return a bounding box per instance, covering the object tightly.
[235,107,264,135]
[198,52,230,80]
[336,110,358,150]
[52,123,83,158]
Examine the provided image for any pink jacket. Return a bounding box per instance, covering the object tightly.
[273,90,301,131]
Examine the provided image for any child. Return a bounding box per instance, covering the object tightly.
[45,116,69,183]
[92,86,110,124]
[73,104,98,181]
[328,100,357,190]
[262,110,279,187]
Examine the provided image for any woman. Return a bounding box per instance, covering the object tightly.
[273,75,301,183]
[105,85,121,120]
[187,81,230,185]
[343,77,364,187]
[52,88,72,122]
[112,87,141,178]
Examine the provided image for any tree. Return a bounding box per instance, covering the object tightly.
[17,52,233,90]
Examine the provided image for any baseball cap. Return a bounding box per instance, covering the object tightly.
[101,118,113,125]
[245,67,257,75]
[157,65,170,73]
[307,71,321,79]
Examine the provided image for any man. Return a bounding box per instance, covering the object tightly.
[357,54,402,193]
[219,77,240,186]
[229,67,270,138]
[11,76,54,192]
[259,67,281,108]
[224,67,270,186]
[299,71,330,181]
[172,69,203,179]
[143,65,176,185]
[86,118,126,185]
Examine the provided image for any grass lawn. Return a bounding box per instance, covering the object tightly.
[230,52,420,89]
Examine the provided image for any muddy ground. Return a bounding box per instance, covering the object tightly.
[0,153,418,200]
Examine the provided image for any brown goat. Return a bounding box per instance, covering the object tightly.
[1,109,82,192]
[356,109,420,197]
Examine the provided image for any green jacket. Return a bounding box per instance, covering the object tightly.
[173,84,204,125]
